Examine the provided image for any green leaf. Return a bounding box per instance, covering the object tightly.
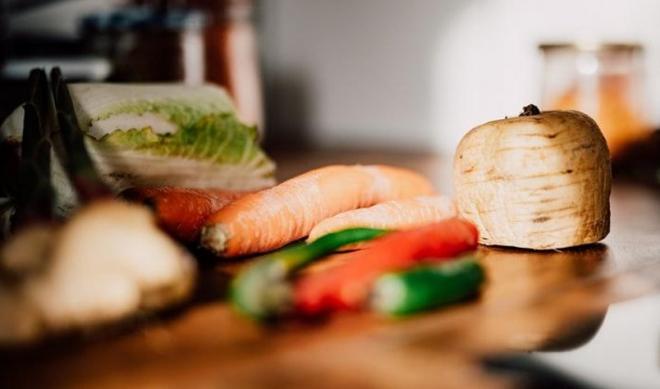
[97,112,272,168]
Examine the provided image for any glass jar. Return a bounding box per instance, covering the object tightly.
[191,0,263,129]
[82,6,208,84]
[82,1,263,130]
[539,43,650,157]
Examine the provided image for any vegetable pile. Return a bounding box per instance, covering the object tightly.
[230,218,484,321]
[0,69,195,344]
[0,68,486,345]
[201,164,435,257]
[4,69,606,339]
[295,218,479,315]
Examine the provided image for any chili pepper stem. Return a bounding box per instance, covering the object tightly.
[371,275,406,313]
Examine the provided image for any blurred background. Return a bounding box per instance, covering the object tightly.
[1,0,659,173]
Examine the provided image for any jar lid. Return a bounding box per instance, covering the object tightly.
[539,42,643,52]
[81,6,208,33]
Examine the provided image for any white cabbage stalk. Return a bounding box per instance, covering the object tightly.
[1,83,275,213]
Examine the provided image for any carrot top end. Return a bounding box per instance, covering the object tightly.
[200,223,228,255]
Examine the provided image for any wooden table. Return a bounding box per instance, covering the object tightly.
[2,150,659,388]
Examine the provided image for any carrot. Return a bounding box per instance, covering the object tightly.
[307,195,456,243]
[122,187,248,243]
[201,165,434,257]
[294,218,479,315]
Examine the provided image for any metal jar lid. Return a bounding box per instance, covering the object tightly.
[81,6,208,33]
[539,42,643,53]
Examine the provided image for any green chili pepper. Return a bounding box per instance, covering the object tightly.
[231,227,387,320]
[371,256,484,316]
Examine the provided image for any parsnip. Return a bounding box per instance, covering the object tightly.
[453,105,611,249]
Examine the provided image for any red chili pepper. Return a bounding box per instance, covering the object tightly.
[294,218,479,315]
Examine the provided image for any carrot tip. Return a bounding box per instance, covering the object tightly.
[201,223,228,255]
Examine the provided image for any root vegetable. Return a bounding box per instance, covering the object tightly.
[453,105,611,249]
[307,195,456,243]
[202,165,434,257]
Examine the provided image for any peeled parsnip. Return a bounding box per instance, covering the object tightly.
[307,196,456,243]
[453,105,611,250]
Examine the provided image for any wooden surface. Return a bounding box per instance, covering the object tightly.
[2,150,660,389]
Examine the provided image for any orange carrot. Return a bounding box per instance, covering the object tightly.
[122,187,248,243]
[294,218,479,315]
[307,195,456,243]
[201,165,434,257]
